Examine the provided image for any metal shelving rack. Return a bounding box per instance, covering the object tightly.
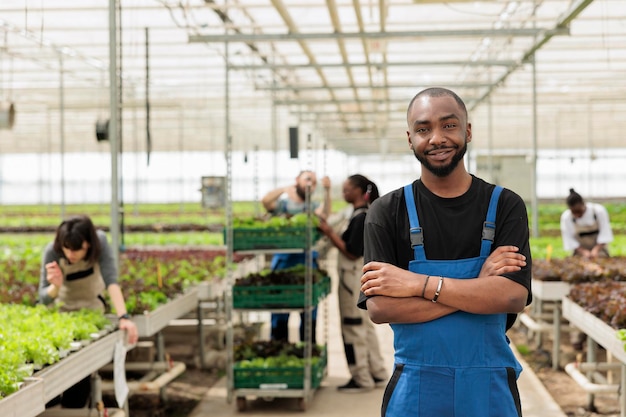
[226,245,323,412]
[223,135,325,411]
[223,225,324,411]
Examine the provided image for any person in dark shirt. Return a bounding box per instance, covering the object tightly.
[358,87,532,417]
[318,174,388,392]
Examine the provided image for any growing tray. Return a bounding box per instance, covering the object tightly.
[133,288,199,337]
[35,330,127,402]
[0,377,45,417]
[233,275,331,309]
[226,227,321,251]
[531,279,571,301]
[233,350,327,390]
[196,281,222,301]
[562,297,626,364]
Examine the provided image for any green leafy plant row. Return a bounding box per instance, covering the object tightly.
[0,247,243,314]
[234,340,324,363]
[1,201,624,232]
[0,304,112,399]
[233,213,321,229]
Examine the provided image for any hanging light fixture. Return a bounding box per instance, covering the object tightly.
[95,118,110,141]
[0,101,15,129]
[0,31,15,130]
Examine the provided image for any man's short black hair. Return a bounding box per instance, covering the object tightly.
[407,87,468,125]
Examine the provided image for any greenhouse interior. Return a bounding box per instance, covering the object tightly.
[1,0,625,416]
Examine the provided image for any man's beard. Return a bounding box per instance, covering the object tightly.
[296,184,308,201]
[415,139,467,178]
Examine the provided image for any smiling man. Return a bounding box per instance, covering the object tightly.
[358,87,533,417]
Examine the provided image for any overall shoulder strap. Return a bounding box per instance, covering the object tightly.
[352,207,368,218]
[480,185,503,257]
[403,184,426,260]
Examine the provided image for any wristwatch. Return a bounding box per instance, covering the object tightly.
[118,313,131,321]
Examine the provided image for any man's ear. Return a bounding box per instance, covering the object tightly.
[466,122,472,143]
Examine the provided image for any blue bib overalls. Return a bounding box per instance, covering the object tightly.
[381,184,522,417]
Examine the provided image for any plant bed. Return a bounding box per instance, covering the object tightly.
[0,305,113,400]
[509,324,621,416]
[0,377,45,417]
[35,330,129,403]
[532,257,626,283]
[233,341,326,390]
[233,276,330,309]
[530,279,571,300]
[227,227,321,251]
[0,247,244,310]
[117,248,250,314]
[233,356,326,390]
[132,289,199,337]
[233,266,330,309]
[568,281,626,329]
[562,297,626,364]
[227,214,321,251]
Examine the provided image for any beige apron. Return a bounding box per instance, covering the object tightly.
[336,208,387,387]
[57,259,106,312]
[573,208,609,257]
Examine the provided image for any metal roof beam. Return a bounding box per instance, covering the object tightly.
[259,82,494,91]
[228,59,516,70]
[190,27,568,43]
[275,97,479,105]
[469,0,594,109]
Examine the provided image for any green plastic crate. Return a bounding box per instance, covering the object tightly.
[225,227,321,251]
[233,349,327,389]
[233,276,331,309]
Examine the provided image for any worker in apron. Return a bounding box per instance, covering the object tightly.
[560,188,613,349]
[317,174,389,391]
[358,87,531,417]
[560,188,613,259]
[573,211,609,257]
[378,185,522,417]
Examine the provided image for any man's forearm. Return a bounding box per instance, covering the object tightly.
[262,187,287,211]
[366,295,457,324]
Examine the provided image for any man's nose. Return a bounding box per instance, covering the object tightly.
[429,127,447,145]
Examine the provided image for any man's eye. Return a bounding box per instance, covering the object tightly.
[444,123,456,129]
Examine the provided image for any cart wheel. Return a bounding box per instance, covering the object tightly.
[236,396,247,412]
[297,397,307,411]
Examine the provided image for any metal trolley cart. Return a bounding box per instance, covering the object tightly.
[223,144,328,411]
[224,227,329,411]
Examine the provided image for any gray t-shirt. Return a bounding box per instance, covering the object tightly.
[38,229,118,305]
[273,195,320,216]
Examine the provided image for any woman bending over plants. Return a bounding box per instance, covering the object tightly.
[38,214,138,408]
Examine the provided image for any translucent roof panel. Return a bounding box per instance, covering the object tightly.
[0,0,624,156]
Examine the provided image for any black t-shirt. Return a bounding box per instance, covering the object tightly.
[359,175,532,330]
[342,206,368,257]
